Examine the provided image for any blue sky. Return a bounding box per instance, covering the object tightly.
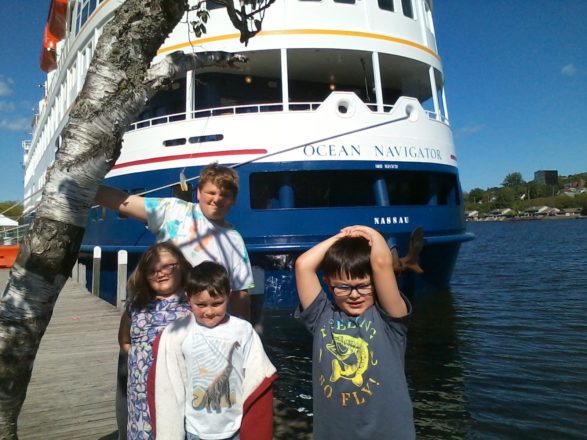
[0,0,585,202]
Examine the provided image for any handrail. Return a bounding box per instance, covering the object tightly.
[1,224,30,244]
[126,102,321,131]
[125,100,449,133]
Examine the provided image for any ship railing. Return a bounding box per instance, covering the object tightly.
[365,103,396,112]
[126,102,322,132]
[126,101,448,133]
[424,110,450,124]
[127,112,188,131]
[1,224,30,245]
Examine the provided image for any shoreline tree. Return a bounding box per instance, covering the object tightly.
[0,1,274,437]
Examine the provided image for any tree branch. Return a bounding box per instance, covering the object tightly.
[145,51,248,89]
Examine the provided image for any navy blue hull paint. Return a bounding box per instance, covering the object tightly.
[81,242,466,309]
[83,162,472,308]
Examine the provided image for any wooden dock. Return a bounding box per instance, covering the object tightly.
[0,269,121,440]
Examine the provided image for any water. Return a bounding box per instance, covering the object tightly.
[261,219,587,439]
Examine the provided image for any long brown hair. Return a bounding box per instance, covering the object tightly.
[127,241,191,310]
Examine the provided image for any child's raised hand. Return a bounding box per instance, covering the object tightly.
[340,225,382,245]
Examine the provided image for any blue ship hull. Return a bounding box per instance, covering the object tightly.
[81,161,473,308]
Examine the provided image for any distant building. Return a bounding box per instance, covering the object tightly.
[534,170,558,185]
[561,187,587,197]
[489,208,516,218]
[569,178,585,189]
[562,208,582,216]
[523,206,551,217]
[465,210,479,221]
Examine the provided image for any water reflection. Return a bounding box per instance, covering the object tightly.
[261,221,587,439]
[261,288,471,439]
[407,288,470,438]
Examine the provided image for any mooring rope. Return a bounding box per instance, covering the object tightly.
[10,108,411,216]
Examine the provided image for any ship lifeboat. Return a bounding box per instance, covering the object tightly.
[40,0,68,73]
[0,245,19,268]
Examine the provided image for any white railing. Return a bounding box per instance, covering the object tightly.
[126,100,450,134]
[424,110,450,125]
[126,101,413,133]
[126,102,320,131]
[1,224,30,245]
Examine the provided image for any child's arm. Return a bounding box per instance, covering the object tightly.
[95,185,148,222]
[117,312,131,353]
[295,231,348,310]
[346,226,408,318]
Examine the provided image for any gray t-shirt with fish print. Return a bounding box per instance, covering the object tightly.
[297,290,415,440]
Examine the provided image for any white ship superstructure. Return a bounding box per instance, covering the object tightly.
[25,0,472,306]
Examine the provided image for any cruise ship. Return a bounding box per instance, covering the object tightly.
[24,0,473,307]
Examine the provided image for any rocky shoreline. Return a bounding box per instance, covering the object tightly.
[468,215,586,222]
[274,399,313,439]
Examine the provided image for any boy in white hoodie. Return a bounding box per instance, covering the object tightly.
[151,261,276,440]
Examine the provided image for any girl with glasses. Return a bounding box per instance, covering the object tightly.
[118,241,192,440]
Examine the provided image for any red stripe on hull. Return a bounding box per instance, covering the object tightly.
[111,149,268,170]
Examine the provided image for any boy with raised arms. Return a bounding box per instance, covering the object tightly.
[295,225,415,439]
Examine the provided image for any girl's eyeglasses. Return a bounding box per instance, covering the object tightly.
[147,263,178,279]
[330,283,373,297]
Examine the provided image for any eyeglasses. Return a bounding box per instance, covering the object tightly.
[330,283,373,297]
[147,263,178,279]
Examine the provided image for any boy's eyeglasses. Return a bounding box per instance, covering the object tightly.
[330,283,373,297]
[147,263,178,279]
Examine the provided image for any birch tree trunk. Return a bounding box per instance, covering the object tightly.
[0,0,253,437]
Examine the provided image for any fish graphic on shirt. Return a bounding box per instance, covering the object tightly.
[326,333,370,387]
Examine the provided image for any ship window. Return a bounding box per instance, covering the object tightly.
[81,4,89,28]
[288,49,376,105]
[163,138,187,147]
[192,50,281,112]
[401,0,414,18]
[250,170,459,209]
[418,68,444,117]
[189,134,224,143]
[378,54,432,106]
[424,2,435,34]
[76,0,100,33]
[334,0,355,3]
[194,72,281,111]
[386,172,458,205]
[134,79,187,124]
[378,0,394,12]
[250,171,374,209]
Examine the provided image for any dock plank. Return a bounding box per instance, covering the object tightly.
[0,269,120,440]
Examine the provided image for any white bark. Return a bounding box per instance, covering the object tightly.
[0,0,252,437]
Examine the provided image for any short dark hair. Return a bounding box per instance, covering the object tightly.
[320,236,372,279]
[186,261,231,298]
[198,162,239,198]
